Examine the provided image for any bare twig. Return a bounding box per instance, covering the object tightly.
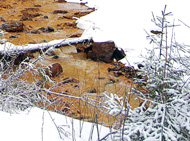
[99,131,117,141]
[178,19,190,29]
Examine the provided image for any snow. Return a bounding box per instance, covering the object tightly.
[0,37,91,53]
[0,107,110,141]
[68,0,190,66]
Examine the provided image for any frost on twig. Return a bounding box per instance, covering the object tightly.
[100,6,190,141]
[0,36,92,54]
[102,93,130,117]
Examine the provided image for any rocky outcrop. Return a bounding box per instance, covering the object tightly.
[0,21,25,32]
[46,63,63,77]
[86,41,126,63]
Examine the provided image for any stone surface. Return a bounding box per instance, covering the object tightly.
[112,47,126,61]
[45,49,57,56]
[108,62,137,78]
[57,0,66,2]
[20,12,42,21]
[53,10,68,14]
[14,52,29,65]
[0,17,5,22]
[0,21,24,32]
[38,27,54,32]
[30,30,41,34]
[89,41,116,63]
[86,41,126,63]
[46,63,63,77]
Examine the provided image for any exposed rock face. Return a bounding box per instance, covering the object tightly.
[0,21,25,32]
[86,41,126,63]
[46,63,63,77]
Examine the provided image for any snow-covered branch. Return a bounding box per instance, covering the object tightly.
[0,37,92,54]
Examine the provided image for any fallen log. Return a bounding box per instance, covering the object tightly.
[0,37,92,54]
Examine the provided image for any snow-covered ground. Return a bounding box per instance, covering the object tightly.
[69,0,190,66]
[1,0,190,140]
[0,107,110,141]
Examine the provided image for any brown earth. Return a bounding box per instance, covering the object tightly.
[0,0,143,128]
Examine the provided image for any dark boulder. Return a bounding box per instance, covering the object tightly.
[52,55,59,59]
[0,4,12,9]
[9,35,18,38]
[55,0,66,2]
[86,41,126,63]
[74,10,94,17]
[38,27,54,32]
[0,21,25,32]
[47,26,54,32]
[112,47,126,61]
[21,8,40,13]
[14,52,31,65]
[46,63,63,77]
[20,12,42,21]
[88,41,116,63]
[53,10,68,14]
[0,52,33,67]
[57,22,76,29]
[34,5,42,7]
[30,29,41,34]
[88,88,97,93]
[0,17,5,22]
[108,63,137,78]
[45,50,57,56]
[44,16,48,19]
